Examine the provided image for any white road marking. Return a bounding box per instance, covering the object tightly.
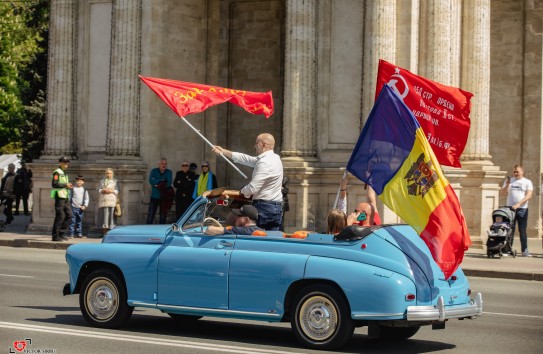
[0,273,34,278]
[484,311,543,319]
[0,322,303,354]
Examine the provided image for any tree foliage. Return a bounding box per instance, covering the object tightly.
[0,0,48,161]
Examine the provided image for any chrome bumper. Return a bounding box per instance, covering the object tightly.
[407,293,483,321]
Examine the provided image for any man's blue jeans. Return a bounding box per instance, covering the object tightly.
[253,200,283,231]
[512,208,529,252]
[146,198,166,224]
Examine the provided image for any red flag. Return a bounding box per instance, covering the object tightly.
[139,76,274,118]
[375,60,472,168]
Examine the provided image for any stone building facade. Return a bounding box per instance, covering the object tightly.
[30,0,542,246]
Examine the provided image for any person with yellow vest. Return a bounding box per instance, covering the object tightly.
[51,156,74,241]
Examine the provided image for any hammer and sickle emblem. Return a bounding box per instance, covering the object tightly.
[387,68,409,100]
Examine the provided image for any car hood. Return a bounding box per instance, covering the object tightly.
[102,224,171,244]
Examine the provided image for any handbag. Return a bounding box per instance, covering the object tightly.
[114,198,122,217]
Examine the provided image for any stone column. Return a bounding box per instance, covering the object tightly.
[282,0,318,158]
[361,0,397,222]
[461,0,492,163]
[419,0,453,84]
[43,0,77,157]
[455,0,499,247]
[361,0,397,121]
[106,0,142,157]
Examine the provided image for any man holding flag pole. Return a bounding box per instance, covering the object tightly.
[139,75,284,230]
[212,133,284,231]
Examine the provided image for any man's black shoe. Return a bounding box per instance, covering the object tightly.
[52,237,64,242]
[5,217,13,225]
[60,235,70,241]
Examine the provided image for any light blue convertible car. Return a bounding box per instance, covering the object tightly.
[63,192,483,350]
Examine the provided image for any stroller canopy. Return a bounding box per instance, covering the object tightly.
[492,207,515,222]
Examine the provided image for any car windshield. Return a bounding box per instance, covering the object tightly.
[181,197,248,233]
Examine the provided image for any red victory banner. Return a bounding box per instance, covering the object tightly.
[139,75,274,118]
[375,60,472,168]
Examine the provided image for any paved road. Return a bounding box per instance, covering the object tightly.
[1,214,542,281]
[1,247,542,353]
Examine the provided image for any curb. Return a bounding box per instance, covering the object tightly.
[0,238,71,250]
[463,269,543,282]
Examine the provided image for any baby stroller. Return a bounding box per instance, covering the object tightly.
[486,207,517,258]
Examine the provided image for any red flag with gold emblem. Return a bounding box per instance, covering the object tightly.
[139,76,274,118]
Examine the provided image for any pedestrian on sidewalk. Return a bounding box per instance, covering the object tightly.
[51,156,74,241]
[173,161,197,220]
[146,158,172,224]
[500,164,533,257]
[97,168,119,236]
[69,175,89,238]
[14,161,32,216]
[0,163,17,225]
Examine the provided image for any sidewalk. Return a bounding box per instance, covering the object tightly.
[1,214,542,281]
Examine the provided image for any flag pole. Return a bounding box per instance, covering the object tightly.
[179,115,248,179]
[333,169,347,209]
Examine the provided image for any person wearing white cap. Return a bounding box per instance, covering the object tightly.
[205,205,262,236]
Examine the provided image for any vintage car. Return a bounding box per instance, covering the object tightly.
[63,190,483,350]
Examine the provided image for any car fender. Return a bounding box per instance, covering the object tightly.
[304,256,417,320]
[66,243,163,305]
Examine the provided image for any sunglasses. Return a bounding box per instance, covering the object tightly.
[202,165,209,168]
[182,164,188,167]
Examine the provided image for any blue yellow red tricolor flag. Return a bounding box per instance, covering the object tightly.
[347,84,471,279]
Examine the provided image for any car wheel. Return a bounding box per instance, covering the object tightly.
[378,325,420,340]
[167,313,203,322]
[291,284,353,350]
[79,269,133,328]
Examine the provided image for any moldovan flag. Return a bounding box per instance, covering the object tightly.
[347,84,471,279]
[139,76,274,118]
[376,60,472,168]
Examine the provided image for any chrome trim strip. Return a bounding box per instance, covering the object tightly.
[130,301,281,319]
[352,312,404,319]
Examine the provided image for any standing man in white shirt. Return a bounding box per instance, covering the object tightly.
[212,133,284,230]
[500,164,534,257]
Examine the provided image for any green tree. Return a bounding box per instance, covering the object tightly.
[0,0,48,161]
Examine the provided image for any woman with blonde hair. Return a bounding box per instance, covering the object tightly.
[97,168,119,236]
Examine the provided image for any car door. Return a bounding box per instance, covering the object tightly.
[157,204,235,309]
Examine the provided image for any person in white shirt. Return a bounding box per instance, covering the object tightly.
[500,164,533,257]
[212,133,284,230]
[69,175,90,238]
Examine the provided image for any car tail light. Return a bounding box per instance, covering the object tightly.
[450,275,457,281]
[467,289,472,296]
[360,243,367,249]
[405,293,416,301]
[216,199,229,206]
